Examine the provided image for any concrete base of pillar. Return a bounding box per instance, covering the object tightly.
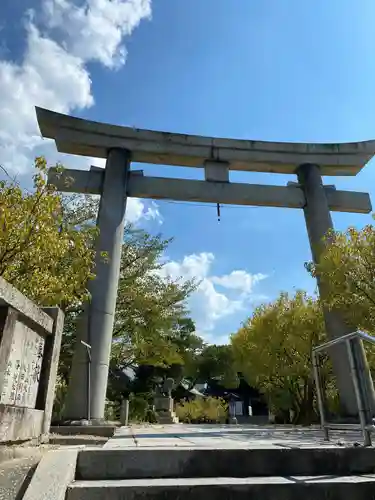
[156,412,180,424]
[154,397,179,424]
[50,425,116,438]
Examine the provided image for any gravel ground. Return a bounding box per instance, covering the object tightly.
[0,457,39,500]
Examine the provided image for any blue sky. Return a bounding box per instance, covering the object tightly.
[1,0,375,341]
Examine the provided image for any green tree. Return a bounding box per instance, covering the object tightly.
[166,318,204,379]
[124,319,204,400]
[62,225,198,386]
[193,344,239,388]
[307,222,375,376]
[307,223,375,333]
[0,157,97,307]
[110,226,197,369]
[0,158,200,416]
[231,291,332,424]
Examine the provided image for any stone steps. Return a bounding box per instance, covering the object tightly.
[20,426,375,498]
[66,475,375,500]
[75,447,375,480]
[57,444,375,499]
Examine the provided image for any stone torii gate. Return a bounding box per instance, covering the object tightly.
[36,106,375,421]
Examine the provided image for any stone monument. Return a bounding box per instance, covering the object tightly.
[154,378,179,424]
[0,278,64,442]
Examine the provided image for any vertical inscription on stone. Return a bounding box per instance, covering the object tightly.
[0,320,45,408]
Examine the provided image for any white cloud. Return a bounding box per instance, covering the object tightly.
[42,0,152,69]
[69,194,161,226]
[211,270,267,294]
[126,198,163,225]
[161,252,214,281]
[0,0,150,166]
[126,198,145,224]
[143,200,163,224]
[0,23,93,172]
[0,0,157,224]
[159,252,267,336]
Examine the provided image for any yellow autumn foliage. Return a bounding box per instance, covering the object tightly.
[0,157,97,308]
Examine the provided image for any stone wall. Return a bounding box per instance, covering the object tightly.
[0,278,64,443]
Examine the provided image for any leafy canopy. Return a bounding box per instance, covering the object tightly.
[61,226,199,385]
[231,291,332,423]
[192,344,239,388]
[307,222,375,333]
[0,158,198,387]
[110,226,197,369]
[0,157,97,308]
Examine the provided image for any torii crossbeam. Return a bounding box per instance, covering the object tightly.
[36,106,375,421]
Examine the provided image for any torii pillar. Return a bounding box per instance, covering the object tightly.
[64,149,131,420]
[297,163,375,416]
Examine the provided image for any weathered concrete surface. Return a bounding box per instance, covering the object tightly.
[0,310,45,410]
[64,149,131,421]
[22,449,78,500]
[62,426,375,499]
[104,424,368,449]
[50,425,116,437]
[36,106,375,175]
[0,406,44,443]
[0,457,38,500]
[0,282,64,444]
[0,446,44,465]
[76,446,375,480]
[38,308,64,439]
[49,435,108,446]
[47,168,372,213]
[0,278,53,333]
[204,160,229,182]
[67,475,375,500]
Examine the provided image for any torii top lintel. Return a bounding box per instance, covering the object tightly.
[36,107,375,176]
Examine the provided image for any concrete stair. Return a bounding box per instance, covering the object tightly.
[65,447,375,499]
[67,476,375,500]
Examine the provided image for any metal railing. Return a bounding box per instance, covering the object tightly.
[312,330,375,447]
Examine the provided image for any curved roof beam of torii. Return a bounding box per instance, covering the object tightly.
[36,107,375,176]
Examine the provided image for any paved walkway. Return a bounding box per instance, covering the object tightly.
[104,424,367,449]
